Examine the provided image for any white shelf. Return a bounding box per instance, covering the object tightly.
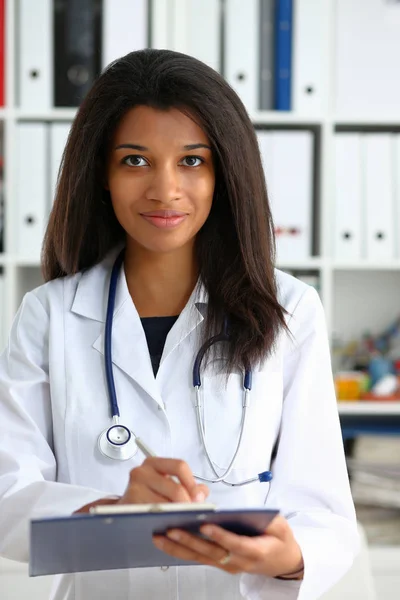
[251,111,323,126]
[276,258,324,270]
[334,116,400,127]
[338,402,400,416]
[12,108,77,121]
[0,255,41,267]
[333,261,400,271]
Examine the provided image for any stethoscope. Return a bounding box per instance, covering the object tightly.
[98,250,273,487]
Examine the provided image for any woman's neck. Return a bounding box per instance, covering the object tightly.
[124,242,198,317]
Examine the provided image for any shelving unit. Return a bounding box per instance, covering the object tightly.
[1,0,400,424]
[338,403,400,416]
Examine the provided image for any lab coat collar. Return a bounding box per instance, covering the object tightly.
[71,248,208,405]
[71,248,208,324]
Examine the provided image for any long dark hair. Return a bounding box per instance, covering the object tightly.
[43,49,287,371]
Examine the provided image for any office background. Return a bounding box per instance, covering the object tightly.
[0,0,400,598]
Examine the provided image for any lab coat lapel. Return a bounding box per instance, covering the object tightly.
[71,253,162,406]
[160,283,208,366]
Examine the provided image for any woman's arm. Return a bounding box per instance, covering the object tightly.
[241,285,359,599]
[0,292,114,563]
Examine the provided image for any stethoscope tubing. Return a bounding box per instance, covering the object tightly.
[100,249,272,486]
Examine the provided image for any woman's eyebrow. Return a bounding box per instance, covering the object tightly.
[114,143,212,151]
[183,143,212,151]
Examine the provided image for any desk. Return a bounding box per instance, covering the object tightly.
[338,402,400,439]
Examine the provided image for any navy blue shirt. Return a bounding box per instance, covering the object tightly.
[141,316,179,376]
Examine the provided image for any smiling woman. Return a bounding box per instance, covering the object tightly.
[107,106,215,258]
[0,49,359,600]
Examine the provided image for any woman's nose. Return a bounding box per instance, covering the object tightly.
[145,165,183,203]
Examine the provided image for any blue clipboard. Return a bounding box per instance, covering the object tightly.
[30,505,279,576]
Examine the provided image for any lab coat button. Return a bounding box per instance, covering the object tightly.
[161,566,169,571]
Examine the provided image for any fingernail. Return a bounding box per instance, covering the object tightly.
[201,525,213,537]
[153,537,164,549]
[167,530,180,541]
[195,491,205,502]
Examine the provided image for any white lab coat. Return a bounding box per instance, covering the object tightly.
[0,250,358,600]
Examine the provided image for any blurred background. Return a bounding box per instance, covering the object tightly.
[0,0,400,598]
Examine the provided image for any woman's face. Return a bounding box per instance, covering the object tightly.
[106,105,215,255]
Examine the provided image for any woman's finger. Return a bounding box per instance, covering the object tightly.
[152,533,241,573]
[199,524,277,560]
[130,463,192,503]
[122,482,170,504]
[144,458,202,500]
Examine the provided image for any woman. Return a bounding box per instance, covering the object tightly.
[0,49,358,599]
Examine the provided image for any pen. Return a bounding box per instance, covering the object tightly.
[135,437,181,486]
[135,437,157,458]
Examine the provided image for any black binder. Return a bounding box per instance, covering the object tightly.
[53,0,102,107]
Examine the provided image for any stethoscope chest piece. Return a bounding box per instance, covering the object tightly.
[98,424,138,461]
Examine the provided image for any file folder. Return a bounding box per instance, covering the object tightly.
[172,0,221,71]
[54,0,102,107]
[18,0,53,109]
[364,134,395,261]
[151,0,220,72]
[224,0,260,113]
[274,0,293,111]
[335,0,400,118]
[292,0,327,115]
[30,505,278,576]
[334,133,363,261]
[16,123,48,259]
[102,0,149,68]
[49,122,72,208]
[257,129,314,263]
[259,0,274,110]
[150,0,171,49]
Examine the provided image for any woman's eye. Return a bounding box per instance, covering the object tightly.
[123,155,148,167]
[181,156,203,167]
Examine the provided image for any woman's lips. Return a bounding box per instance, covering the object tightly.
[140,210,188,229]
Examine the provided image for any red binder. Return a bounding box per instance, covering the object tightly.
[0,0,4,106]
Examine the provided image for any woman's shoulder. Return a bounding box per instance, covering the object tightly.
[274,268,318,311]
[26,254,115,316]
[275,268,326,347]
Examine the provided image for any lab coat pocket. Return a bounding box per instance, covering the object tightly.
[200,362,282,472]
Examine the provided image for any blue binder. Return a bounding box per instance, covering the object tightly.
[30,506,279,576]
[274,0,293,110]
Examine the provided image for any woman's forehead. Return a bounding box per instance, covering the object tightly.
[112,106,210,145]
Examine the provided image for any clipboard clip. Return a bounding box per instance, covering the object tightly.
[90,502,217,515]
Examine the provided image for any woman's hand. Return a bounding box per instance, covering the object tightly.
[74,457,209,513]
[117,457,209,505]
[153,515,304,580]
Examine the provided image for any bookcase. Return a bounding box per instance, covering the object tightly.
[1,0,400,425]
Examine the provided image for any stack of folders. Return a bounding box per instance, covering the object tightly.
[257,129,314,264]
[16,0,325,114]
[213,0,325,114]
[18,0,148,109]
[16,122,72,260]
[334,133,400,262]
[335,0,400,118]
